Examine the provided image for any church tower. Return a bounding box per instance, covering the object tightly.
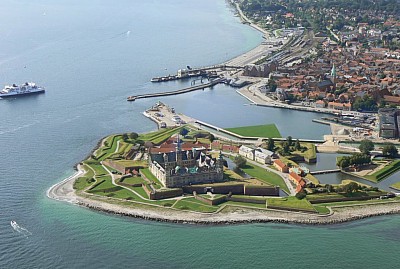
[331,63,337,90]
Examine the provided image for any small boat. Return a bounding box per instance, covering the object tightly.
[10,220,18,229]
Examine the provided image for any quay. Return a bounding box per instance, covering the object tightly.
[127,78,226,102]
[310,169,341,175]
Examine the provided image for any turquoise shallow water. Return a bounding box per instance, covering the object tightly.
[0,0,399,268]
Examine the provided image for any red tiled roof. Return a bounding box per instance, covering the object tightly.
[289,172,302,183]
[274,159,287,169]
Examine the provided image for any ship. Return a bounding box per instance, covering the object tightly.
[0,82,45,98]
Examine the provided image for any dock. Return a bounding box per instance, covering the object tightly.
[127,78,226,101]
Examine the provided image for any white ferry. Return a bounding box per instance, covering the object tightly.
[0,82,45,98]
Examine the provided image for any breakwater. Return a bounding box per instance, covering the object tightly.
[127,78,226,101]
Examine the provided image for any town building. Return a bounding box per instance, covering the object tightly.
[289,172,306,193]
[273,159,288,173]
[378,108,400,138]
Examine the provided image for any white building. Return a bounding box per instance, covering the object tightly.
[254,148,274,164]
[238,145,256,160]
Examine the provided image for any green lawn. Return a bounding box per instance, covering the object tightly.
[306,191,385,202]
[240,163,289,193]
[138,126,183,145]
[120,176,146,185]
[364,160,400,182]
[73,165,95,191]
[225,124,281,138]
[132,186,150,199]
[173,198,219,213]
[317,198,400,207]
[267,197,316,212]
[224,201,267,209]
[114,159,148,168]
[391,182,400,190]
[141,168,164,188]
[313,205,330,214]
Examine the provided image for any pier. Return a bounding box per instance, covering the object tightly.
[127,78,226,101]
[310,169,341,175]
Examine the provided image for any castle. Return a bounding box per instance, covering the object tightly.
[148,138,224,188]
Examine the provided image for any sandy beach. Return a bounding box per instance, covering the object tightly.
[47,166,400,225]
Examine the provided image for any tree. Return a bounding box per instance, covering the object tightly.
[180,128,189,137]
[233,155,247,169]
[209,134,215,143]
[337,157,350,168]
[267,138,275,151]
[128,132,139,140]
[326,184,334,193]
[342,182,360,194]
[287,136,293,147]
[295,139,301,151]
[282,141,290,155]
[295,190,307,199]
[382,143,398,158]
[268,79,277,92]
[359,139,374,155]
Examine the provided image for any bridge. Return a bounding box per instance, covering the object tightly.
[127,78,226,101]
[310,169,341,175]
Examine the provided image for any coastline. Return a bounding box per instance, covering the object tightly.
[47,165,400,225]
[45,3,399,226]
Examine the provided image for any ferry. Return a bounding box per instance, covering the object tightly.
[0,82,45,98]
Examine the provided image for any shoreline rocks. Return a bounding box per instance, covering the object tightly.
[48,166,400,226]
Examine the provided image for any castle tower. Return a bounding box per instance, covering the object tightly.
[176,134,182,164]
[217,151,224,173]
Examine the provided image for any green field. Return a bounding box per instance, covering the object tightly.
[364,160,400,182]
[267,197,316,212]
[240,162,289,193]
[225,124,281,138]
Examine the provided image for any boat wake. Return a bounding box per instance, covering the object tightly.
[11,221,32,237]
[109,30,131,39]
[0,121,39,135]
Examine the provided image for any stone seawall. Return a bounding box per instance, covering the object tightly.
[77,201,400,225]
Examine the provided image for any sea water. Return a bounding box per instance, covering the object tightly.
[0,0,399,268]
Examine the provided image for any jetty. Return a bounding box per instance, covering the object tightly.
[127,78,226,102]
